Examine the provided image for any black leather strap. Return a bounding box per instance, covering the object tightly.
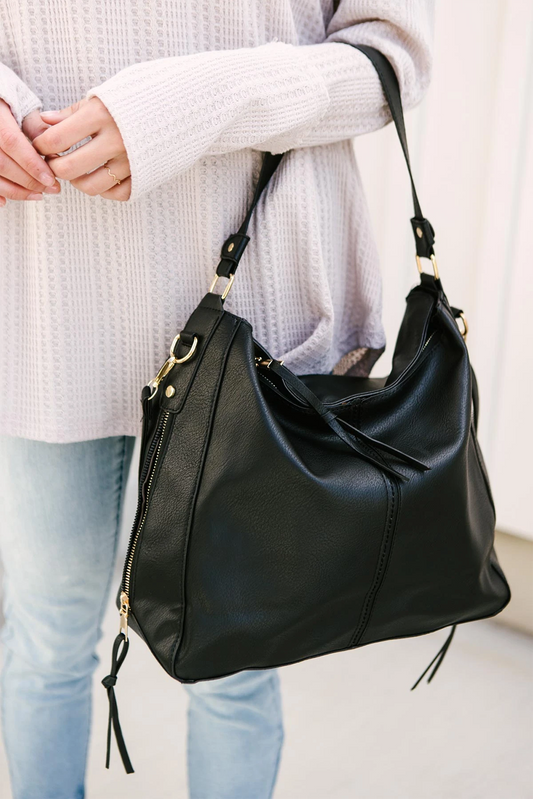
[214,44,435,285]
[216,153,284,279]
[351,45,435,259]
[102,633,134,774]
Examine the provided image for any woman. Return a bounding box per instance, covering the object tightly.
[0,1,433,797]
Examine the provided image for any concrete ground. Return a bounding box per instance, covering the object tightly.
[0,595,531,799]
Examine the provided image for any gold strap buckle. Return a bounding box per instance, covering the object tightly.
[148,334,198,400]
[416,253,439,280]
[209,272,235,300]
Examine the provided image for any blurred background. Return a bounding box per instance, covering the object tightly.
[1,0,532,797]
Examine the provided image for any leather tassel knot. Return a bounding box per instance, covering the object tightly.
[102,632,134,774]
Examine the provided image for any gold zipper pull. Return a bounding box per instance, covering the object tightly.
[119,591,130,642]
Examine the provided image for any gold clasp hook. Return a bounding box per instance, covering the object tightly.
[148,334,198,400]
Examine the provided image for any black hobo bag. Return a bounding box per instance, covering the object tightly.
[102,46,510,773]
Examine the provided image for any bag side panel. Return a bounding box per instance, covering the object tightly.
[127,311,241,676]
[358,308,510,644]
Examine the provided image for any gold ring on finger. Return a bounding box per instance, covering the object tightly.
[104,161,121,185]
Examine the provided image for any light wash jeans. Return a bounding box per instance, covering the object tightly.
[0,435,283,799]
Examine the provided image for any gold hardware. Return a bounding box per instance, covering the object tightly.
[149,359,176,396]
[416,253,439,280]
[227,242,235,252]
[416,227,423,238]
[457,312,468,341]
[255,356,284,369]
[119,591,130,642]
[209,272,235,300]
[148,335,198,400]
[165,385,176,398]
[169,333,198,363]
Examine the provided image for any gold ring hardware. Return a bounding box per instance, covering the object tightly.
[148,334,198,400]
[209,273,235,300]
[169,333,198,363]
[416,253,439,280]
[457,312,468,341]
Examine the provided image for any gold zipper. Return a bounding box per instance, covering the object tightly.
[119,591,130,641]
[120,410,171,636]
[421,331,435,352]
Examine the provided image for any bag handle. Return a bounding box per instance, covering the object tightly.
[352,45,436,268]
[210,44,437,298]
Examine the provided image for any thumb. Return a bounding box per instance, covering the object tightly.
[22,109,50,141]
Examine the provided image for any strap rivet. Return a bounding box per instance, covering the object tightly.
[227,242,235,252]
[165,385,176,398]
[416,227,423,238]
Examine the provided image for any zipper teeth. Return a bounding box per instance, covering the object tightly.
[421,331,435,352]
[328,329,438,409]
[121,416,165,590]
[123,411,170,598]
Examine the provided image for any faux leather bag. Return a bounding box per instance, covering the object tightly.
[102,46,510,774]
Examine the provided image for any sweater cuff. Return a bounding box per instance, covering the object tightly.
[86,42,330,202]
[0,64,42,127]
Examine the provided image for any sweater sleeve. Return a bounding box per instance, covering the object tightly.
[86,0,434,202]
[0,63,42,126]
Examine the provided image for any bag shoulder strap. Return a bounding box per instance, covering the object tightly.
[213,44,436,287]
[352,44,435,260]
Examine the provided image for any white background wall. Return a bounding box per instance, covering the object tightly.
[356,0,533,540]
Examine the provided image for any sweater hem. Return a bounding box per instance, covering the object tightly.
[0,330,386,444]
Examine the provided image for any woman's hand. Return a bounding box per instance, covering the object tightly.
[33,97,131,201]
[0,100,60,206]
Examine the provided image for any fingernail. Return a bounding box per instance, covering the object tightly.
[28,193,43,201]
[40,173,56,187]
[43,185,60,193]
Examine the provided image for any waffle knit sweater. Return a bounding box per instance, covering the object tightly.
[0,0,433,443]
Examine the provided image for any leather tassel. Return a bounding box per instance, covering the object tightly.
[411,625,457,690]
[337,417,430,472]
[102,632,134,774]
[269,360,429,480]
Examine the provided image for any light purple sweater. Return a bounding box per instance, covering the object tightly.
[0,0,433,442]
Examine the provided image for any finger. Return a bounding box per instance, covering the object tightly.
[0,176,43,201]
[0,103,56,187]
[22,110,51,142]
[33,98,107,156]
[100,176,132,202]
[46,132,123,181]
[39,100,86,124]
[0,196,6,207]
[70,155,130,196]
[0,148,60,193]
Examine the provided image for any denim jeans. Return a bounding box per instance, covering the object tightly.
[0,435,283,799]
